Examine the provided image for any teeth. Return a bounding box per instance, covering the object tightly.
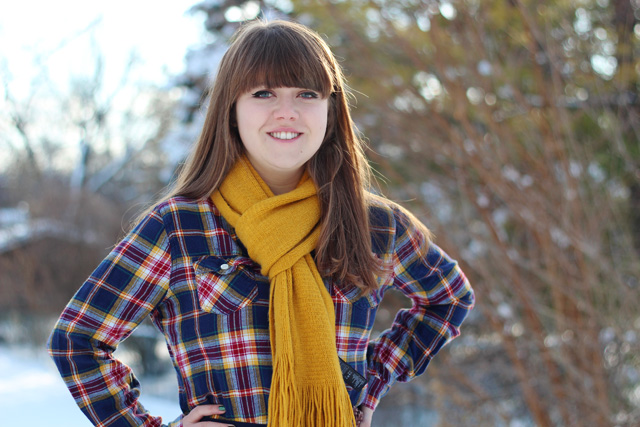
[270,132,300,140]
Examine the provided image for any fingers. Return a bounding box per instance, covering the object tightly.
[183,405,234,427]
[186,404,226,420]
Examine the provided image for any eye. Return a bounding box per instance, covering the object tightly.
[299,91,320,99]
[251,90,273,98]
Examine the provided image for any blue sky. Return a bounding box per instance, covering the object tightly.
[0,1,203,98]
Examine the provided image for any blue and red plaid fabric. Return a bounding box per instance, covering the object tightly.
[48,196,474,426]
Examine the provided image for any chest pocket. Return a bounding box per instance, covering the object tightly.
[332,283,381,335]
[193,256,259,315]
[333,283,381,309]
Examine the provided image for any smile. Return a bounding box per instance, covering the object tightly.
[268,132,301,140]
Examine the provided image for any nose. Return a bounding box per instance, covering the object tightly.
[274,97,298,121]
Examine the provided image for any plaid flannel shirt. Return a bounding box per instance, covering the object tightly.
[48,196,474,426]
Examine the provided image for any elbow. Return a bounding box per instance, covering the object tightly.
[462,284,476,311]
[453,272,475,314]
[46,325,67,362]
[456,287,476,324]
[445,285,475,332]
[46,321,80,366]
[46,327,67,376]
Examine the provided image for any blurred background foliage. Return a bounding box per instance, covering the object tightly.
[1,0,639,425]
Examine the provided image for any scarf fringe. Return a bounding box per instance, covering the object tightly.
[268,355,297,425]
[296,384,356,427]
[268,361,356,427]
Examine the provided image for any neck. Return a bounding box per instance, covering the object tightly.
[264,170,303,195]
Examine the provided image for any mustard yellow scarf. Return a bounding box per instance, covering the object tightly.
[211,157,355,427]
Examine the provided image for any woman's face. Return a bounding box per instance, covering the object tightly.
[235,86,329,193]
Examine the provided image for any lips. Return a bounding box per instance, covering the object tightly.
[268,131,301,140]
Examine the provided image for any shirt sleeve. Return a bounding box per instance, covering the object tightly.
[47,208,177,427]
[363,207,475,410]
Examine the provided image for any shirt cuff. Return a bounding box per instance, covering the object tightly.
[362,376,391,410]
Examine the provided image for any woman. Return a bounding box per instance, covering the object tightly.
[48,20,474,427]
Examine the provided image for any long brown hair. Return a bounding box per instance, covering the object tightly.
[159,20,385,292]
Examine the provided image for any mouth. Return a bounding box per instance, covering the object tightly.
[268,131,301,141]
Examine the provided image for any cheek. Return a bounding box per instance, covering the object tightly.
[235,103,247,126]
[235,122,256,156]
[319,114,329,137]
[235,103,259,141]
[316,103,330,138]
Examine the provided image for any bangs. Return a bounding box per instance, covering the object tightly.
[231,24,335,98]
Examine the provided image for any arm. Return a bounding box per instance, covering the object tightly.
[47,209,174,427]
[363,207,475,410]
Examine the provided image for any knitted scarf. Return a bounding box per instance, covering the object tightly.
[211,156,355,427]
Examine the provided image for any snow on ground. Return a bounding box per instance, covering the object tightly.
[0,345,181,426]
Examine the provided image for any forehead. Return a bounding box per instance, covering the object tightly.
[236,62,331,95]
[232,30,334,96]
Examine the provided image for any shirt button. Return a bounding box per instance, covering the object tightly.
[220,263,230,273]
